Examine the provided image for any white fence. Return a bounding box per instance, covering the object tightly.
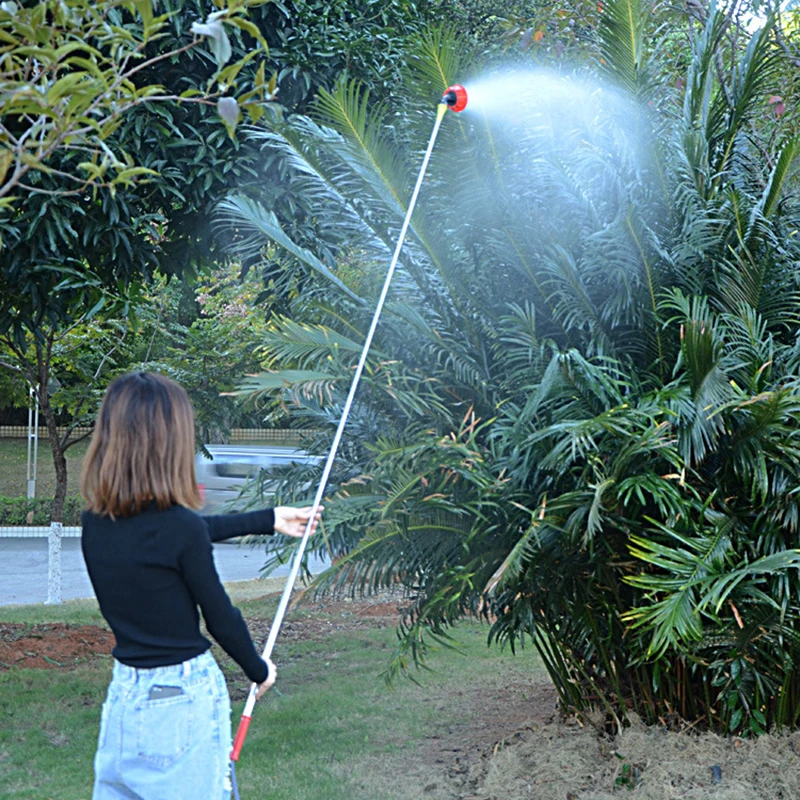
[0,522,69,605]
[0,426,309,442]
[0,526,81,538]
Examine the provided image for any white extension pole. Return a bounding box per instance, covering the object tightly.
[230,102,450,761]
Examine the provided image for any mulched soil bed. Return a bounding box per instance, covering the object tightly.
[0,592,404,672]
[0,622,114,669]
[254,595,405,642]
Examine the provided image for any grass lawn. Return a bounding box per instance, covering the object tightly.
[4,586,800,799]
[0,589,543,800]
[0,439,89,500]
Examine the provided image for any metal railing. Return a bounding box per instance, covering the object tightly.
[0,426,311,442]
[0,522,71,604]
[0,525,81,538]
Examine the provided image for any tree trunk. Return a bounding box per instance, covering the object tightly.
[35,337,68,523]
[39,388,68,522]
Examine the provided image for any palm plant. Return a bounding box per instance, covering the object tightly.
[218,3,800,734]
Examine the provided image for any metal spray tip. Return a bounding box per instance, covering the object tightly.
[442,84,468,112]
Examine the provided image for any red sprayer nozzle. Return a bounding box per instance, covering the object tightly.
[442,84,468,112]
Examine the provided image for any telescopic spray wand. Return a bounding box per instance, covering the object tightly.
[230,84,469,773]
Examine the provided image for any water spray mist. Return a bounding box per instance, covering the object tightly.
[230,85,468,775]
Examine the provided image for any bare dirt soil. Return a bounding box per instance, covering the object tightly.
[0,622,114,669]
[4,596,799,799]
[0,596,401,671]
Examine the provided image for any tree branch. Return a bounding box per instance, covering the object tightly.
[63,428,94,451]
[775,17,800,68]
[60,326,128,450]
[0,357,28,378]
[0,334,38,386]
[0,37,206,199]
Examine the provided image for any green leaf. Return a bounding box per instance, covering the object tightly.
[729,707,743,731]
[46,72,92,103]
[226,16,268,50]
[216,195,365,303]
[112,166,159,185]
[761,137,799,219]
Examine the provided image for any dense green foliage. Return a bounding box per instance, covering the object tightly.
[128,266,269,442]
[0,495,82,525]
[0,0,269,207]
[0,0,276,519]
[221,3,800,736]
[0,0,459,474]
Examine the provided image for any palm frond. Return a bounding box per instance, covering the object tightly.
[313,79,409,212]
[683,6,728,135]
[760,137,800,220]
[403,26,470,100]
[707,15,780,186]
[217,195,365,303]
[598,0,654,99]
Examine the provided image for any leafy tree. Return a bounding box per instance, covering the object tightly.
[0,0,270,207]
[0,0,274,518]
[500,0,604,64]
[0,263,270,512]
[130,265,268,443]
[255,0,439,112]
[219,3,800,737]
[0,282,140,517]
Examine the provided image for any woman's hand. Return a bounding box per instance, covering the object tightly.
[273,505,324,538]
[256,657,277,699]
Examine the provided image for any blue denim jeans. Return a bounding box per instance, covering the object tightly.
[92,651,232,800]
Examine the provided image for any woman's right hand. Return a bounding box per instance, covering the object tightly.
[256,657,276,699]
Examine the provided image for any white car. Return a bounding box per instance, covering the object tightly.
[195,445,318,513]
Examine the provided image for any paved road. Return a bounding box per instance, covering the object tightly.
[0,537,329,606]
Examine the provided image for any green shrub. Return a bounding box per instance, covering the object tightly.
[0,495,83,526]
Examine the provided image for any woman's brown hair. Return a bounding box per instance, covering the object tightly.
[81,372,202,517]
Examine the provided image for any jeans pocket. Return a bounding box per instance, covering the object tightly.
[135,692,193,768]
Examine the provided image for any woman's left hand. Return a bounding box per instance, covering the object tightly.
[273,505,324,538]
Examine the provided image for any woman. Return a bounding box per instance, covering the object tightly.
[80,371,321,799]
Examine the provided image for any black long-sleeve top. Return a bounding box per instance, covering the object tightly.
[81,505,275,684]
